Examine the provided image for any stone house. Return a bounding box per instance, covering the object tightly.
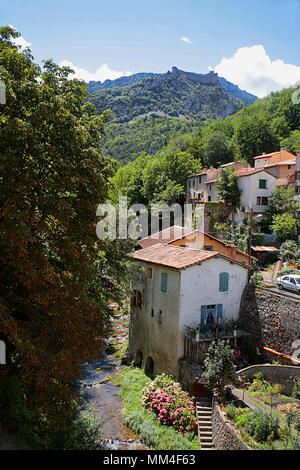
[127,230,252,377]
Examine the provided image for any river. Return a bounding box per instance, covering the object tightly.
[79,351,148,450]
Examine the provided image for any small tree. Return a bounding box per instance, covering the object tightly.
[271,213,297,244]
[203,339,235,402]
[216,166,242,223]
[279,240,300,263]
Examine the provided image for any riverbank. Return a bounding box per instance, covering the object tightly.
[78,301,148,450]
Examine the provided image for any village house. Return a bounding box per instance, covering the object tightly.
[127,227,252,377]
[187,164,277,224]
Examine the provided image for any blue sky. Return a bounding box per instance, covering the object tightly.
[1,0,300,97]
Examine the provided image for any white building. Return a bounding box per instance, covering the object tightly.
[127,234,251,377]
[187,164,277,223]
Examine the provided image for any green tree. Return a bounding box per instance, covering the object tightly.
[271,214,297,244]
[233,115,280,164]
[216,166,242,223]
[279,240,300,263]
[203,340,235,402]
[267,187,297,218]
[204,131,232,167]
[0,26,118,429]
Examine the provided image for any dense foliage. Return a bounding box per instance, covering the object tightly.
[102,115,200,165]
[141,373,198,438]
[112,146,202,207]
[0,26,127,442]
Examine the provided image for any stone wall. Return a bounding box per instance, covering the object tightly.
[239,286,300,357]
[211,400,251,450]
[237,364,300,395]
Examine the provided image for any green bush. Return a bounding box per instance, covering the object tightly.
[245,411,281,442]
[224,404,237,421]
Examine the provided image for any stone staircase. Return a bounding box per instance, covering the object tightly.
[195,398,214,449]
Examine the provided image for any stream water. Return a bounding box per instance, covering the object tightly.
[79,352,147,450]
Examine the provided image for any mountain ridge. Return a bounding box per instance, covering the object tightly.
[88,67,258,106]
[88,67,252,123]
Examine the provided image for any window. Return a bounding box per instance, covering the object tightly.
[208,196,212,202]
[192,180,195,187]
[199,176,202,183]
[257,196,269,206]
[290,278,296,285]
[151,309,154,318]
[259,179,267,189]
[161,273,168,292]
[158,310,163,325]
[146,267,152,278]
[204,245,213,251]
[219,272,229,292]
[132,290,142,308]
[201,304,223,325]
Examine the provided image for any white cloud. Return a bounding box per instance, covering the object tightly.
[9,26,32,50]
[214,45,300,98]
[59,60,131,83]
[13,35,32,50]
[181,36,192,44]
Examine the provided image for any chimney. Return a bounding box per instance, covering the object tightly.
[263,152,266,155]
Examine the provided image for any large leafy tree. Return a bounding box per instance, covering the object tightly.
[233,115,280,164]
[204,131,232,167]
[0,26,118,422]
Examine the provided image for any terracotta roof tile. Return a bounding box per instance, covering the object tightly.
[138,225,193,249]
[127,244,218,269]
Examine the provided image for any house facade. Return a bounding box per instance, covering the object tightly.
[186,150,296,227]
[127,234,251,377]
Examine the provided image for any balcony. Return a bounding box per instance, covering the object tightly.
[184,323,249,366]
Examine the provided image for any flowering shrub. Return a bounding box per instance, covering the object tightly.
[141,374,197,438]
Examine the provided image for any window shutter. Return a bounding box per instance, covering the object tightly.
[201,305,206,325]
[219,273,229,292]
[217,304,223,324]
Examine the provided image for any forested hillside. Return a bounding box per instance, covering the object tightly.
[89,67,243,123]
[102,115,200,165]
[111,85,300,207]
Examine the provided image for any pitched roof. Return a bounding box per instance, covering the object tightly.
[127,243,252,270]
[138,225,193,249]
[236,168,276,178]
[254,150,296,160]
[128,244,219,269]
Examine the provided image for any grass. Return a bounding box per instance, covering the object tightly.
[112,367,201,451]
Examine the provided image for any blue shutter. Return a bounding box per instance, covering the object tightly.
[161,273,167,292]
[217,304,223,325]
[201,305,206,325]
[219,273,229,292]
